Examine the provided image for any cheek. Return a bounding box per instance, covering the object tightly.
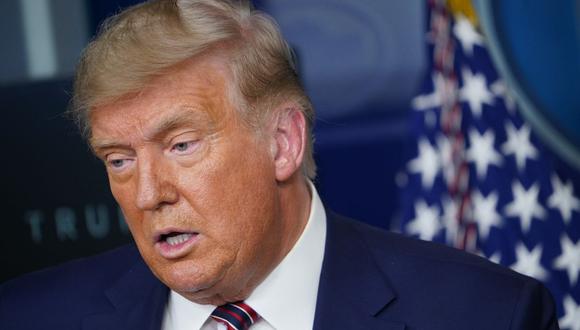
[179,140,276,237]
[108,171,129,202]
[108,179,142,231]
[218,158,277,240]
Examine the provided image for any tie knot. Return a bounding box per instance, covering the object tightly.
[210,301,260,330]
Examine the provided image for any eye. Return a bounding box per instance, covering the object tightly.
[171,140,198,155]
[110,159,125,168]
[105,155,134,172]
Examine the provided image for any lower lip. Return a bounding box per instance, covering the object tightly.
[155,233,199,259]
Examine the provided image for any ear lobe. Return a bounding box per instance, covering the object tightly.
[271,105,306,182]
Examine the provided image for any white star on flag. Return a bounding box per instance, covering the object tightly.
[510,243,548,281]
[460,67,494,117]
[472,190,501,241]
[408,139,441,189]
[548,174,580,224]
[488,252,501,265]
[490,79,516,112]
[452,15,484,56]
[407,200,442,241]
[466,129,503,180]
[501,122,538,171]
[559,295,580,330]
[504,181,546,234]
[553,234,580,286]
[412,73,446,111]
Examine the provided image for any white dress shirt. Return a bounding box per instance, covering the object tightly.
[161,182,327,330]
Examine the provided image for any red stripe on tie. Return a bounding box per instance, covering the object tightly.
[235,302,258,322]
[211,301,260,330]
[219,305,245,323]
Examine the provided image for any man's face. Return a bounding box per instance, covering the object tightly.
[89,56,289,304]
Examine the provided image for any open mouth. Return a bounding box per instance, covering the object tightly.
[159,232,195,246]
[155,231,199,258]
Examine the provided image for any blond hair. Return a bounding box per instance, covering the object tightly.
[72,0,316,178]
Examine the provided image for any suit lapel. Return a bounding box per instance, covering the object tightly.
[82,257,169,330]
[313,212,405,330]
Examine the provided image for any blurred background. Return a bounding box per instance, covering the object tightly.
[1,0,579,327]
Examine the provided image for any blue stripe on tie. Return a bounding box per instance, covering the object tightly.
[211,302,256,330]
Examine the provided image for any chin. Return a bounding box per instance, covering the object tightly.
[156,259,225,298]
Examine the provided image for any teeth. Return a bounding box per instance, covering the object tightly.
[166,233,193,246]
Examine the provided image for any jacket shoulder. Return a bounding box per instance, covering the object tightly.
[0,244,143,328]
[341,213,526,281]
[1,244,141,295]
[328,213,558,329]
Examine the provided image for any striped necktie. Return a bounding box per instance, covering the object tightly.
[210,301,260,330]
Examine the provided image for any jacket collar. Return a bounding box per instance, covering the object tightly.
[82,253,169,330]
[313,211,405,330]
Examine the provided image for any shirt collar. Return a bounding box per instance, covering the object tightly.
[163,291,214,330]
[162,181,327,330]
[246,181,327,329]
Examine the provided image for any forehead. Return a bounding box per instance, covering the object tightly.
[89,55,238,142]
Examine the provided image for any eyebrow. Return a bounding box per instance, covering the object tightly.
[145,107,212,141]
[89,136,128,154]
[90,106,213,153]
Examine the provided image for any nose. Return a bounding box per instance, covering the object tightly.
[135,155,178,211]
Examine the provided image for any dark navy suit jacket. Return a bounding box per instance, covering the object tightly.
[0,212,559,329]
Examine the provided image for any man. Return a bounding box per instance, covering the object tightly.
[0,0,559,329]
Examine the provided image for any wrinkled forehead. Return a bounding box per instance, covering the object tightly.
[88,54,244,137]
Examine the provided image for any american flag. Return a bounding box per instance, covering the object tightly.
[398,1,580,328]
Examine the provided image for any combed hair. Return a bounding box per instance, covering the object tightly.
[71,0,316,178]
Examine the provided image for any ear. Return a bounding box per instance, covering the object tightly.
[269,103,307,182]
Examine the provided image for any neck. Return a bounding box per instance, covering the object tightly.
[276,175,312,262]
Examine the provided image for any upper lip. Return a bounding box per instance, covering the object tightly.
[153,227,198,243]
